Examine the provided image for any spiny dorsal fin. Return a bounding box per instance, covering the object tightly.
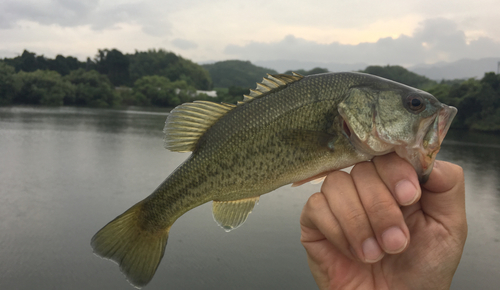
[163,100,236,152]
[243,95,254,102]
[212,197,260,232]
[239,72,304,106]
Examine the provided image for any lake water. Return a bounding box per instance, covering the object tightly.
[0,106,499,289]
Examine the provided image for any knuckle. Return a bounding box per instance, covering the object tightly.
[344,208,367,226]
[351,161,373,175]
[454,164,464,178]
[305,192,327,211]
[322,170,350,190]
[365,198,395,215]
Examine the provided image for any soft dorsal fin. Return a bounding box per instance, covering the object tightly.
[212,197,260,232]
[240,72,304,105]
[163,72,303,152]
[163,100,236,152]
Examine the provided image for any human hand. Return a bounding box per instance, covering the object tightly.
[300,153,467,290]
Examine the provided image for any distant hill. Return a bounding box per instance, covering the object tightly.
[252,58,500,80]
[254,60,368,73]
[408,57,500,80]
[361,65,437,89]
[202,60,278,88]
[202,60,439,90]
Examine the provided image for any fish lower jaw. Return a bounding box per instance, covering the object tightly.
[394,144,437,183]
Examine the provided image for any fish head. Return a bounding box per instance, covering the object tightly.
[338,82,457,183]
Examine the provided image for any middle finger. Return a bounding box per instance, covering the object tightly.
[351,162,410,254]
[321,170,384,263]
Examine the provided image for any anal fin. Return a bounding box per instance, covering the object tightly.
[212,197,260,232]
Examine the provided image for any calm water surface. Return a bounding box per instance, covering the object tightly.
[0,106,499,289]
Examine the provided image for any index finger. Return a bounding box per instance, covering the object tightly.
[372,153,422,206]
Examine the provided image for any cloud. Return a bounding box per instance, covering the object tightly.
[171,38,197,50]
[0,0,98,28]
[0,0,171,36]
[224,18,500,65]
[1,1,499,66]
[90,3,172,36]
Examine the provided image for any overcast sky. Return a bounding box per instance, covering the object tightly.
[1,0,499,67]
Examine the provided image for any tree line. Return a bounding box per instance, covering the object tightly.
[1,49,499,132]
[0,49,216,107]
[3,49,212,89]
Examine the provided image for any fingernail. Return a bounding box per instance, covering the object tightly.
[381,227,408,253]
[395,180,418,205]
[362,237,384,263]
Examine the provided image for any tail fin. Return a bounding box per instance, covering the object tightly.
[91,201,169,288]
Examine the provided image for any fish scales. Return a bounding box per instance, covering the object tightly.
[91,72,457,287]
[143,73,367,222]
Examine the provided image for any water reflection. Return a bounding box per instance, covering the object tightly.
[0,106,168,135]
[0,107,499,289]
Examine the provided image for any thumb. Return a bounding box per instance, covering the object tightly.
[420,160,466,233]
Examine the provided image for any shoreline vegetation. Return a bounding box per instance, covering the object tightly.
[1,49,499,132]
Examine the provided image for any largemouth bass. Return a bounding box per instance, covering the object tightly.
[91,72,457,287]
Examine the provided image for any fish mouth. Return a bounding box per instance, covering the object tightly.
[397,104,457,183]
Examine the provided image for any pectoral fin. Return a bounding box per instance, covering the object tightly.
[212,197,260,232]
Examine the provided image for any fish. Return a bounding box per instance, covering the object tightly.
[91,72,457,287]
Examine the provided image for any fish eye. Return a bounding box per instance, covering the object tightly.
[406,95,425,113]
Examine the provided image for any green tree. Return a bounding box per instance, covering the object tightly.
[441,79,481,129]
[115,87,138,107]
[47,55,86,76]
[13,70,75,106]
[48,55,71,76]
[426,83,451,104]
[133,75,197,107]
[95,49,130,87]
[0,62,17,105]
[209,86,249,104]
[480,72,500,94]
[430,73,500,132]
[128,49,212,90]
[202,60,278,88]
[3,50,87,75]
[64,69,118,107]
[472,73,500,131]
[3,50,48,72]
